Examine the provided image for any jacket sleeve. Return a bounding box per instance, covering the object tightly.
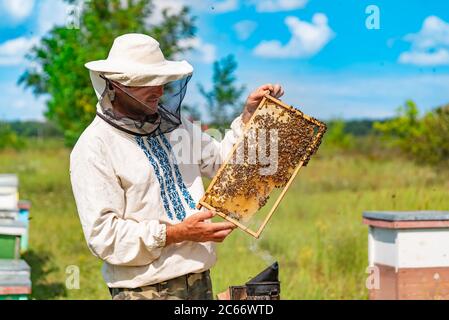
[70,135,166,267]
[182,114,246,179]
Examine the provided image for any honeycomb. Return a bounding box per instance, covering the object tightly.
[200,96,326,224]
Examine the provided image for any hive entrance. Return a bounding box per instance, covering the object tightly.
[197,95,326,238]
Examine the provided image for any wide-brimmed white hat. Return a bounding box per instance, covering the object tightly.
[85,33,193,86]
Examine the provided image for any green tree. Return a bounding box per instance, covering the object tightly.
[198,54,246,130]
[0,123,26,150]
[414,104,449,166]
[374,100,424,155]
[324,119,355,150]
[375,100,449,166]
[20,0,196,146]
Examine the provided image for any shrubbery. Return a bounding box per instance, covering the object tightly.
[323,119,355,150]
[0,123,26,150]
[374,101,449,166]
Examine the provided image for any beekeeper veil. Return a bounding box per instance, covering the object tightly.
[85,33,194,136]
[90,71,192,136]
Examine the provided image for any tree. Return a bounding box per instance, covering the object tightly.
[324,119,355,150]
[0,123,25,150]
[374,100,424,155]
[198,54,246,130]
[414,104,449,166]
[20,0,196,146]
[374,100,449,166]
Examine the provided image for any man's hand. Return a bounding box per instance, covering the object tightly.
[165,211,236,246]
[242,84,285,124]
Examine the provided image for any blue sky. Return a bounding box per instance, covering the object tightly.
[1,0,449,121]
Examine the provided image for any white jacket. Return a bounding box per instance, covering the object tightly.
[70,111,244,288]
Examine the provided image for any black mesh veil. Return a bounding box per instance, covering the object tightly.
[97,74,192,136]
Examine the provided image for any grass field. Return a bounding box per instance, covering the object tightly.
[0,138,448,300]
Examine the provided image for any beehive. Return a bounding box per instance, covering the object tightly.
[197,94,326,238]
[0,259,31,300]
[364,211,449,300]
[0,174,19,211]
[0,219,27,259]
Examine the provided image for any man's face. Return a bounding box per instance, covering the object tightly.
[127,85,165,110]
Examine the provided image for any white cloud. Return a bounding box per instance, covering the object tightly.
[0,1,72,67]
[149,0,238,20]
[0,37,39,66]
[149,0,185,25]
[399,48,449,66]
[234,20,258,40]
[253,13,334,58]
[153,0,310,15]
[405,16,449,50]
[399,16,449,66]
[178,37,217,64]
[0,82,46,121]
[36,0,72,35]
[1,0,35,21]
[252,0,308,12]
[212,0,238,13]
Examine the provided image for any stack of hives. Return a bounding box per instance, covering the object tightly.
[0,174,31,300]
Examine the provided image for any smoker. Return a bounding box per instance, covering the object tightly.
[219,262,280,300]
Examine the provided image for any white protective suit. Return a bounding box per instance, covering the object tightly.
[70,71,244,288]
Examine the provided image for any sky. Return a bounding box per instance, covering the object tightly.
[0,0,449,121]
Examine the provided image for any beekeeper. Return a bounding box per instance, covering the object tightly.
[70,33,284,300]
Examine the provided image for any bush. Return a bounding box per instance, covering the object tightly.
[323,119,355,150]
[374,101,449,166]
[0,123,26,150]
[414,105,449,166]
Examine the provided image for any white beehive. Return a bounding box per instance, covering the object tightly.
[364,211,449,300]
[0,175,19,211]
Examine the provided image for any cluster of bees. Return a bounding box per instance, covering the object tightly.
[206,101,326,221]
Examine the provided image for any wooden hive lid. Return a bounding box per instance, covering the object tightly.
[363,211,449,229]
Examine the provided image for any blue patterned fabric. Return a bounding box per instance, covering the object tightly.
[159,134,197,210]
[146,136,188,221]
[135,136,174,220]
[136,130,198,222]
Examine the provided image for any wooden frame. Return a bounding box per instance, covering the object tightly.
[197,94,327,238]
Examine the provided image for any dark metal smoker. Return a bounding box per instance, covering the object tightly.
[228,262,280,300]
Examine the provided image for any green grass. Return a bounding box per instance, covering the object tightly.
[0,139,448,300]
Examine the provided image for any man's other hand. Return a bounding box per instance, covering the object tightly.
[165,211,236,245]
[242,84,284,124]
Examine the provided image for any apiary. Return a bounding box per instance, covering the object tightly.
[0,174,19,211]
[0,259,31,300]
[0,219,27,259]
[198,94,326,238]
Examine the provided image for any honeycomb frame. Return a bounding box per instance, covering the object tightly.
[197,94,327,238]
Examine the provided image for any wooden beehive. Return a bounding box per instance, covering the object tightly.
[364,211,449,300]
[197,94,326,238]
